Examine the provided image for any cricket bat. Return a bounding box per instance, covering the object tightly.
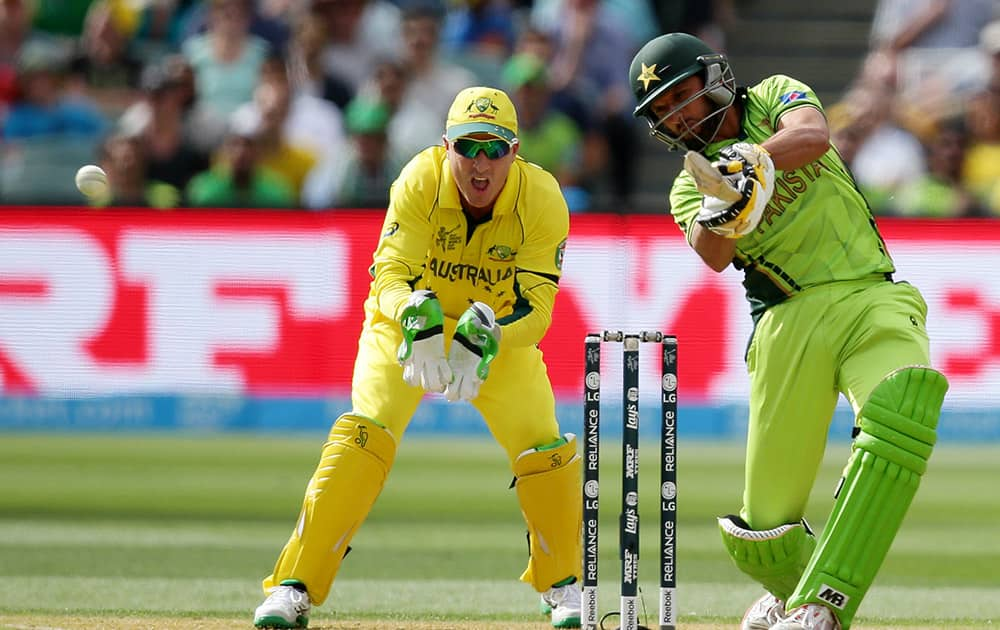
[683,151,742,203]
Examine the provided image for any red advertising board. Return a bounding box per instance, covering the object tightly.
[0,209,996,408]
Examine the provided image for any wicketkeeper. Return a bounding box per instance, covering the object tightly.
[628,33,948,630]
[252,86,583,629]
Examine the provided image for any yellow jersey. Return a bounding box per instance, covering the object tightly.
[366,145,569,348]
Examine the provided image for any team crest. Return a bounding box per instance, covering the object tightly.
[637,62,663,91]
[487,244,515,261]
[466,96,500,119]
[555,238,566,270]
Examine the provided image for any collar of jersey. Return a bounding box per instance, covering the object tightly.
[439,152,521,216]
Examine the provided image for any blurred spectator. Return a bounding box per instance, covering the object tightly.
[303,98,403,209]
[651,0,735,51]
[119,62,210,202]
[3,41,106,140]
[532,0,643,210]
[828,50,927,215]
[355,56,440,165]
[1,0,35,115]
[871,0,995,52]
[186,107,296,208]
[92,132,184,208]
[841,83,927,215]
[501,52,591,210]
[314,0,401,93]
[871,0,997,104]
[182,0,270,152]
[31,0,93,36]
[174,0,290,54]
[896,120,986,217]
[962,19,1000,208]
[234,79,318,200]
[67,0,144,115]
[440,0,518,83]
[390,5,476,159]
[286,8,353,108]
[534,0,658,50]
[258,52,345,168]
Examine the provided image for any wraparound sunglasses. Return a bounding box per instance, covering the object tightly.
[453,137,513,160]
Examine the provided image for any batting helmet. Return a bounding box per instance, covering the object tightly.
[629,32,736,150]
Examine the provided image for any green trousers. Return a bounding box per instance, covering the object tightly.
[741,278,931,529]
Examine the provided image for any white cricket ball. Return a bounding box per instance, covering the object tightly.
[75,164,109,200]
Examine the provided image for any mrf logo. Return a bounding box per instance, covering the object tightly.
[817,584,849,610]
[466,97,500,119]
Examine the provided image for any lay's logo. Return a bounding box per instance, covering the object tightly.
[779,90,809,105]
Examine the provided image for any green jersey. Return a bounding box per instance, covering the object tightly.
[668,75,895,320]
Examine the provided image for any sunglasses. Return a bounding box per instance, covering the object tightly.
[453,137,512,160]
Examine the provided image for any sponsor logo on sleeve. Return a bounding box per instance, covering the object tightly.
[555,238,566,270]
[779,90,809,105]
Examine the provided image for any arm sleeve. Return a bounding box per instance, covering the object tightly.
[497,180,570,347]
[370,152,438,322]
[668,171,704,245]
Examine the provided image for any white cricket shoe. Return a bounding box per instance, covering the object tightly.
[742,592,785,630]
[770,603,841,630]
[540,583,582,628]
[254,581,311,629]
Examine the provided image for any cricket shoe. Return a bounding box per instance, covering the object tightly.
[254,580,311,629]
[770,603,841,630]
[540,582,582,628]
[742,592,785,630]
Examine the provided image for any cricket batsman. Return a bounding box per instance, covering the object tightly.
[252,86,582,629]
[628,33,948,630]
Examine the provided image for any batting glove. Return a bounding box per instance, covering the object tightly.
[397,289,452,392]
[696,143,775,239]
[444,302,501,403]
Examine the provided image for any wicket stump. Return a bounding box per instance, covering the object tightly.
[582,331,677,630]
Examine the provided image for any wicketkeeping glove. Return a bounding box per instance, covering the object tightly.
[696,143,775,239]
[444,302,501,403]
[397,289,452,392]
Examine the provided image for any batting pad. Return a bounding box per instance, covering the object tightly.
[263,414,397,605]
[787,367,948,628]
[718,515,816,601]
[515,434,583,591]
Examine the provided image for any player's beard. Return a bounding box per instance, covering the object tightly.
[675,105,729,152]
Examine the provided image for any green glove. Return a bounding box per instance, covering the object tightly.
[444,302,501,402]
[397,289,452,392]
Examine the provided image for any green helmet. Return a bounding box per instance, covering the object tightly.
[629,32,736,151]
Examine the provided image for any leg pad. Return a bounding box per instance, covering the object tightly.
[515,434,583,591]
[788,367,948,629]
[719,515,816,601]
[263,414,397,605]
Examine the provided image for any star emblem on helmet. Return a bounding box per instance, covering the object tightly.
[637,62,662,91]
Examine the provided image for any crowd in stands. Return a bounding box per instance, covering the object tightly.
[2,0,999,218]
[0,0,734,212]
[830,0,1000,218]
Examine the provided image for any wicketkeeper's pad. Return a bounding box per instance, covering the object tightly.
[264,414,397,605]
[718,515,816,601]
[515,434,583,591]
[787,366,948,629]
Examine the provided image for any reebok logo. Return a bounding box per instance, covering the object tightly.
[817,584,849,609]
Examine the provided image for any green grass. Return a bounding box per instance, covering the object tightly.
[0,433,997,626]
